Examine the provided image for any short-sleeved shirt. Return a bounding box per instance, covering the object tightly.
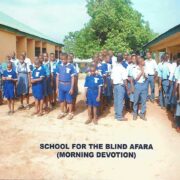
[132,66,148,83]
[50,60,58,75]
[122,60,129,69]
[111,63,128,85]
[17,62,31,74]
[161,62,170,80]
[3,69,17,85]
[127,63,136,77]
[84,74,103,89]
[175,65,180,84]
[56,63,76,82]
[43,61,51,77]
[145,59,158,75]
[169,62,177,81]
[157,62,163,78]
[96,63,105,76]
[32,66,45,80]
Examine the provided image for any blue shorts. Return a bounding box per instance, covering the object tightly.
[58,82,72,103]
[52,76,56,91]
[32,83,44,100]
[43,76,53,97]
[87,89,100,107]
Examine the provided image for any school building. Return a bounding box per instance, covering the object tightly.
[144,24,180,62]
[0,11,63,62]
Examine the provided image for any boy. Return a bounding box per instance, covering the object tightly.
[145,52,158,102]
[84,64,102,125]
[132,57,148,120]
[31,59,45,116]
[56,53,76,120]
[2,62,17,114]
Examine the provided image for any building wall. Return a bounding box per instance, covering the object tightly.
[27,39,35,61]
[46,43,55,55]
[0,30,16,62]
[16,37,27,59]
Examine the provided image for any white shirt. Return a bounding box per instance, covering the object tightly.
[145,59,158,75]
[111,63,128,84]
[25,57,32,66]
[132,66,148,83]
[169,62,177,81]
[10,58,19,67]
[112,56,117,67]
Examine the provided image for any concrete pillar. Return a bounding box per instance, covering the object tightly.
[155,51,159,63]
[46,43,55,55]
[27,39,35,62]
[16,37,27,59]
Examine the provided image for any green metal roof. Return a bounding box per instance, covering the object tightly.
[0,11,63,47]
[143,24,180,49]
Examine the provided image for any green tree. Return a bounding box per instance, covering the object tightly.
[64,0,156,58]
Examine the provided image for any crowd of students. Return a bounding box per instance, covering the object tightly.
[0,50,179,132]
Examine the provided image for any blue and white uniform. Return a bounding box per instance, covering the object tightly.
[3,69,17,99]
[132,66,148,115]
[51,60,59,91]
[17,62,30,96]
[43,61,52,96]
[56,63,76,103]
[84,74,103,107]
[32,66,45,100]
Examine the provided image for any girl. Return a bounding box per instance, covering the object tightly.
[31,59,45,116]
[2,62,17,114]
[17,54,31,109]
[84,65,103,125]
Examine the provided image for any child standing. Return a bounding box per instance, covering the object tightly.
[2,62,17,114]
[31,59,45,116]
[17,54,31,109]
[84,65,103,125]
[56,53,76,120]
[0,63,3,105]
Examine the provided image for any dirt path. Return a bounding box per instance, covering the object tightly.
[0,79,180,180]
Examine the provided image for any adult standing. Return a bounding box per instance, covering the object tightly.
[145,52,158,102]
[111,53,128,121]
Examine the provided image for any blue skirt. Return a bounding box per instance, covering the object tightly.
[3,83,15,99]
[17,73,29,95]
[32,82,44,100]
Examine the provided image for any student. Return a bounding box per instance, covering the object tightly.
[0,63,3,105]
[111,53,128,121]
[2,62,17,114]
[174,59,180,132]
[108,50,117,67]
[10,52,19,70]
[84,64,103,125]
[22,52,33,71]
[50,53,58,105]
[56,53,76,120]
[102,54,112,106]
[126,54,137,111]
[132,57,148,120]
[68,53,79,112]
[2,54,16,72]
[159,54,171,109]
[145,52,158,102]
[43,53,53,111]
[122,52,129,69]
[17,54,31,109]
[31,59,45,116]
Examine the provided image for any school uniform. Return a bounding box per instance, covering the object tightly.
[71,63,79,99]
[102,62,112,102]
[111,56,117,67]
[168,62,177,108]
[50,60,58,91]
[175,65,180,127]
[25,57,33,71]
[132,66,148,115]
[3,69,17,99]
[10,58,19,71]
[127,63,136,103]
[145,59,158,100]
[56,63,76,103]
[17,62,30,96]
[111,63,128,120]
[122,59,129,69]
[84,74,103,107]
[43,61,53,97]
[160,62,171,108]
[0,64,3,94]
[32,66,45,100]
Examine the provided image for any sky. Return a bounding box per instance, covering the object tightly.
[0,0,179,43]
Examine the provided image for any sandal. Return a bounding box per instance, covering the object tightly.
[57,112,66,119]
[85,119,92,125]
[67,113,74,120]
[37,113,43,117]
[18,104,24,110]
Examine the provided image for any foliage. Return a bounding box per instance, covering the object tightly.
[64,0,157,58]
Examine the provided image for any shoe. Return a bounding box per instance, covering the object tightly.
[85,119,92,125]
[133,114,137,120]
[118,118,128,121]
[139,113,147,121]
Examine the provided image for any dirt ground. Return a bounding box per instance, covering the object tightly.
[0,78,180,180]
